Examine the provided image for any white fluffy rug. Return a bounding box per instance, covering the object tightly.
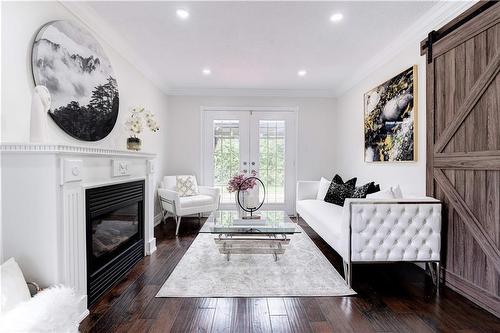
[157,226,355,297]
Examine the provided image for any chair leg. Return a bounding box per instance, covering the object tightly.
[175,216,182,236]
[198,213,202,224]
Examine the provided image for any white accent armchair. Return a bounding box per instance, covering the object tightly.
[158,176,220,235]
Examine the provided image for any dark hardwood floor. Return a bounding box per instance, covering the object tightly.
[80,217,500,333]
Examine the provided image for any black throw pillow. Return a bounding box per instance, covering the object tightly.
[324,176,357,206]
[332,174,344,184]
[367,183,380,195]
[332,174,357,187]
[352,182,377,198]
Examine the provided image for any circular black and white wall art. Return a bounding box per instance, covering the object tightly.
[32,20,119,141]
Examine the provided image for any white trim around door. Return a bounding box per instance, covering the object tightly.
[201,107,298,214]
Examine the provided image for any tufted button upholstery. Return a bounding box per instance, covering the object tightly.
[351,204,441,262]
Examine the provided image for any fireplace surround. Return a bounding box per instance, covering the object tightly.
[1,143,157,321]
[86,180,145,306]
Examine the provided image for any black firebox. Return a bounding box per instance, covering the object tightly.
[86,180,144,306]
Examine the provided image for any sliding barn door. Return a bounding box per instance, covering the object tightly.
[424,2,500,317]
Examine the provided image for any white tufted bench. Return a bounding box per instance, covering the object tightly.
[296,181,441,287]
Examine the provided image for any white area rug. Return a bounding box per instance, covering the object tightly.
[156,226,355,297]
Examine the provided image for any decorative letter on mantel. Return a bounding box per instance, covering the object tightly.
[112,159,130,177]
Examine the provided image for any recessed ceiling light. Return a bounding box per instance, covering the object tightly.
[202,68,211,75]
[298,70,307,77]
[330,13,343,22]
[176,9,190,20]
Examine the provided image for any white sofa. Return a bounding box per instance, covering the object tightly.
[158,176,220,235]
[296,181,442,287]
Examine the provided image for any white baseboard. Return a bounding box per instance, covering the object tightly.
[78,309,90,323]
[78,297,90,323]
[146,237,157,255]
[154,213,163,226]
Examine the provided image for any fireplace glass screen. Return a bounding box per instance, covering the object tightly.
[91,204,140,258]
[86,180,144,306]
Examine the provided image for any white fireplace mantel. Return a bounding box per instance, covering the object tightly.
[0,142,157,158]
[1,142,158,321]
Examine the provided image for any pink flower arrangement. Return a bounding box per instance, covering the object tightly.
[227,171,257,193]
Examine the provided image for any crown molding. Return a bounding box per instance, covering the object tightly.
[58,1,170,96]
[58,0,476,100]
[334,0,477,97]
[166,87,336,98]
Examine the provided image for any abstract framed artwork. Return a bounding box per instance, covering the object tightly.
[32,20,119,141]
[364,65,417,162]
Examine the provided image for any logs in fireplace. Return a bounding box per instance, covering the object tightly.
[86,180,145,306]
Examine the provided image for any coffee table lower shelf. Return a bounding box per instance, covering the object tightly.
[214,234,291,261]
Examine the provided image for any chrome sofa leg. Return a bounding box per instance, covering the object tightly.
[198,213,202,225]
[175,216,182,236]
[426,261,440,295]
[434,262,440,295]
[343,261,352,288]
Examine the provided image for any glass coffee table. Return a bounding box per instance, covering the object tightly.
[199,210,300,261]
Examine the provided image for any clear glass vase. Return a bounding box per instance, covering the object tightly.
[235,191,247,218]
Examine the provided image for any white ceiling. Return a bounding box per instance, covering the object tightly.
[81,1,440,96]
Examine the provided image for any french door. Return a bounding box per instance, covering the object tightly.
[202,108,296,214]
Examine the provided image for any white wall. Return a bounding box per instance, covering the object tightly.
[1,1,169,214]
[334,43,426,196]
[166,95,336,182]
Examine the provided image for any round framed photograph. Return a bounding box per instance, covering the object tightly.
[32,20,119,141]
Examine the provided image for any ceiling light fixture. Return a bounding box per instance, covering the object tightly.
[298,70,307,77]
[202,68,211,75]
[176,9,190,20]
[330,13,343,22]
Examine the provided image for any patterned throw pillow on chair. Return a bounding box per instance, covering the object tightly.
[176,176,199,197]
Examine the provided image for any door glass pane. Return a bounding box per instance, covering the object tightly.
[259,120,285,204]
[213,120,240,203]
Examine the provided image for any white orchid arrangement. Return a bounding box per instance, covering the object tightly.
[125,107,159,138]
[144,109,160,132]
